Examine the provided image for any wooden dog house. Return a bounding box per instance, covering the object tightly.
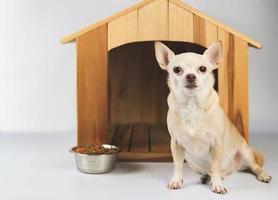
[61,0,262,161]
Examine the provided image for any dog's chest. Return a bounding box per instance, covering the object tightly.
[177,100,205,136]
[180,133,212,173]
[171,100,214,173]
[176,125,213,173]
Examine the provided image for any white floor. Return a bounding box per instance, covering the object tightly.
[0,132,277,200]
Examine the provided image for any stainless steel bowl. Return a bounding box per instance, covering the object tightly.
[70,144,119,174]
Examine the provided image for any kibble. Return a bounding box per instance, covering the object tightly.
[73,145,118,155]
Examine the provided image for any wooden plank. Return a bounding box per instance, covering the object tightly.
[217,28,231,114]
[169,0,262,48]
[150,123,171,153]
[111,124,133,152]
[138,0,169,41]
[118,152,172,162]
[218,28,249,141]
[61,0,155,44]
[108,10,138,50]
[108,124,116,144]
[232,36,249,141]
[130,123,150,152]
[76,24,108,145]
[109,43,142,123]
[193,15,217,48]
[169,2,193,42]
[138,42,169,123]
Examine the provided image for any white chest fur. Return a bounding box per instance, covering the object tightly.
[168,96,215,173]
[177,98,205,136]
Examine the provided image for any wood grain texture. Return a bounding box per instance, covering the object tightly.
[232,36,249,141]
[108,10,138,50]
[76,24,108,145]
[108,42,169,124]
[138,0,169,41]
[218,28,249,141]
[61,0,262,48]
[61,0,154,44]
[109,123,172,161]
[169,0,261,48]
[193,15,217,48]
[130,123,150,153]
[108,124,116,144]
[218,28,231,114]
[150,123,171,152]
[111,124,133,152]
[169,2,193,42]
[108,42,141,123]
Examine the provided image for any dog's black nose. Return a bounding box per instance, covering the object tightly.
[186,74,196,83]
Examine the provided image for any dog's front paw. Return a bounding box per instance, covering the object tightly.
[167,179,183,190]
[211,184,227,195]
[258,172,272,183]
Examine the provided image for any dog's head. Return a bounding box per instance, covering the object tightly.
[155,41,222,96]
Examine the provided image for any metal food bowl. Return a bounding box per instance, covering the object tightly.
[70,144,119,174]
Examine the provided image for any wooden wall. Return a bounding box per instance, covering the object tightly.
[76,25,108,145]
[218,29,249,141]
[107,0,219,50]
[109,42,169,124]
[76,0,249,143]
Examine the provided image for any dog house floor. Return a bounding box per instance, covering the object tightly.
[108,123,172,162]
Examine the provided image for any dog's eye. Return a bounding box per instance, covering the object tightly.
[199,66,207,73]
[173,67,183,74]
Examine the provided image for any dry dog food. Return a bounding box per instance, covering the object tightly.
[74,145,118,155]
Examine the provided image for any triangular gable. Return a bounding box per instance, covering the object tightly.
[61,0,262,48]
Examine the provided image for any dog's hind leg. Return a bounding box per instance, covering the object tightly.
[200,174,211,184]
[239,143,272,183]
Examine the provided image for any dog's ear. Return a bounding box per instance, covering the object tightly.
[204,41,223,69]
[154,42,174,70]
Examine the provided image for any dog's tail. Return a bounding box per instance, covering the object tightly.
[253,149,265,167]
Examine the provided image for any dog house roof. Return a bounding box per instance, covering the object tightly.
[60,0,262,48]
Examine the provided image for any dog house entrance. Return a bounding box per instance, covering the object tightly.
[108,41,216,161]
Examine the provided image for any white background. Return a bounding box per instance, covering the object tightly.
[0,0,277,134]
